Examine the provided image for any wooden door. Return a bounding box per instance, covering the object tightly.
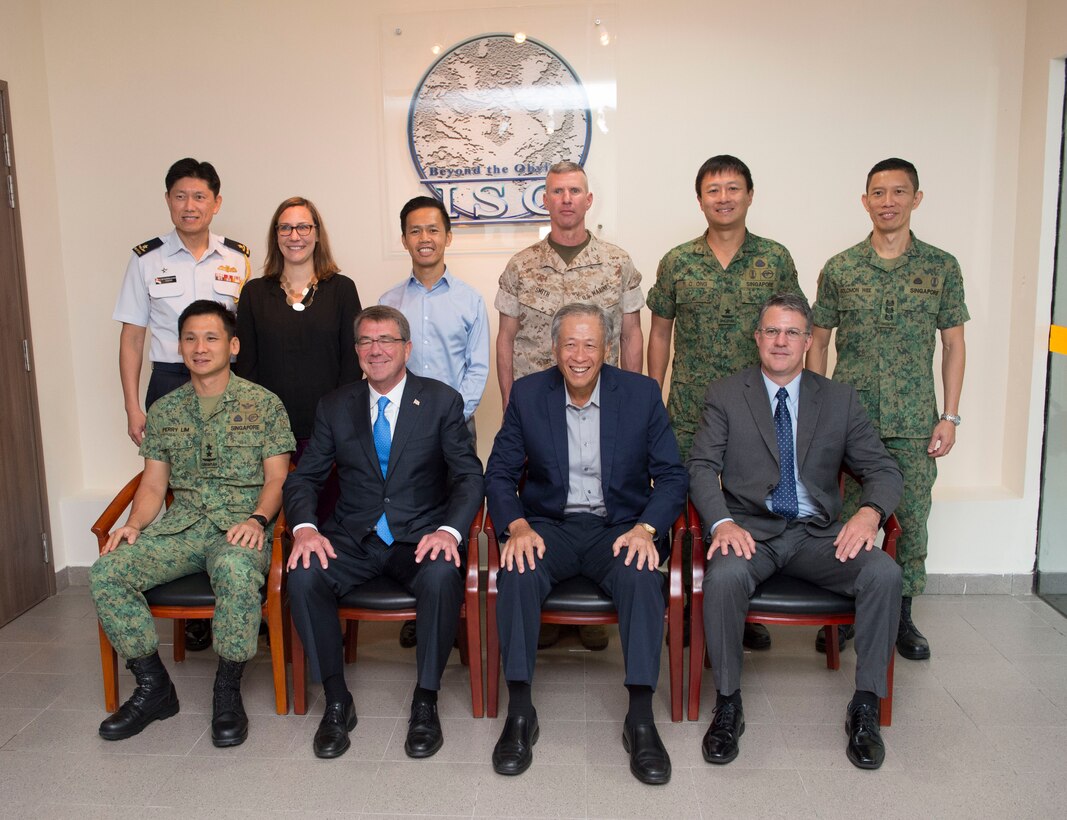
[0,80,55,626]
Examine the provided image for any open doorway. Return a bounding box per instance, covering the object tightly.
[1036,62,1067,616]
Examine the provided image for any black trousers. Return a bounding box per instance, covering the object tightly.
[496,514,666,689]
[146,362,190,408]
[287,531,463,691]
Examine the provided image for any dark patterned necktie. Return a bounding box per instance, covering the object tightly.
[771,387,799,520]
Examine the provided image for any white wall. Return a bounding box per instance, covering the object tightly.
[5,0,1061,576]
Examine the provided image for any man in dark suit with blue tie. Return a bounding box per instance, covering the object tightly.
[688,293,903,769]
[485,303,688,784]
[284,305,483,760]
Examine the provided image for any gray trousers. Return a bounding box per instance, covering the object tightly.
[702,520,901,697]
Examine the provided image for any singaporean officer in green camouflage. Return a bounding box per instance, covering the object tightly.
[808,158,968,661]
[90,300,294,746]
[647,155,803,651]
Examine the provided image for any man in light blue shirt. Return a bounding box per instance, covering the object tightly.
[380,196,489,441]
[380,196,490,649]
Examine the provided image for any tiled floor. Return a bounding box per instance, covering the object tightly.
[2,587,1066,818]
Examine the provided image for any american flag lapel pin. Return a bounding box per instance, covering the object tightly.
[413,399,420,406]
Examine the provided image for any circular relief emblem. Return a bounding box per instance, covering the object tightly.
[408,34,591,223]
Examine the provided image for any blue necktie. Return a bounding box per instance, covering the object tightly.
[373,396,394,545]
[771,387,799,520]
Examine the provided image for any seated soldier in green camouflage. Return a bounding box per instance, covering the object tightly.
[90,300,294,746]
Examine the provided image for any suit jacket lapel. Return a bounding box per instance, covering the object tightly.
[352,381,382,483]
[742,367,779,465]
[795,370,822,470]
[386,374,420,479]
[546,373,569,490]
[599,368,618,493]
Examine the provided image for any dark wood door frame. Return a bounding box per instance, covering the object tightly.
[0,78,57,626]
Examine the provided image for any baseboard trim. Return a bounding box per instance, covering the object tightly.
[56,566,1035,596]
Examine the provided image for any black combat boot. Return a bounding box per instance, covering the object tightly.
[98,652,179,740]
[896,596,931,660]
[211,658,249,747]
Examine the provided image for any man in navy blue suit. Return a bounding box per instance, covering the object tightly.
[485,303,688,785]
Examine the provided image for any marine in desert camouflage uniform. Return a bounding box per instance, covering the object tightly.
[495,161,644,407]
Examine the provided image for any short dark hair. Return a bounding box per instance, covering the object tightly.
[866,158,919,192]
[355,305,411,342]
[695,154,753,196]
[165,158,221,196]
[757,292,813,333]
[400,196,451,234]
[178,299,237,338]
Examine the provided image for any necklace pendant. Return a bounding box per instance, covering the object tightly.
[292,302,306,312]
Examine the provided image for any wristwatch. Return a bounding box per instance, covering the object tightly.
[248,514,268,528]
[939,413,962,426]
[638,522,657,538]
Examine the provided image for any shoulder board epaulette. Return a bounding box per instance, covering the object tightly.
[132,237,163,257]
[223,237,251,257]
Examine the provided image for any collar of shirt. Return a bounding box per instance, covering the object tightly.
[369,375,407,424]
[761,370,801,413]
[406,266,452,294]
[565,376,601,410]
[162,229,222,260]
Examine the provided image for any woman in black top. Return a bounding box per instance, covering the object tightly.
[236,196,361,451]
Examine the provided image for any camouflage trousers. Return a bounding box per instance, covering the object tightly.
[667,380,705,463]
[89,517,270,662]
[845,437,936,598]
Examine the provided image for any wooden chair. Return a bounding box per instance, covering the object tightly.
[687,476,901,726]
[290,505,485,718]
[484,511,688,722]
[91,472,291,715]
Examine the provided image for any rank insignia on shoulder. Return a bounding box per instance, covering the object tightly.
[223,237,251,257]
[133,237,164,257]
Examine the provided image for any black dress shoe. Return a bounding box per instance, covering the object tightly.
[314,697,357,759]
[701,701,745,764]
[184,619,212,652]
[742,623,771,650]
[897,597,931,660]
[399,620,418,649]
[622,719,671,785]
[845,700,885,769]
[492,714,539,775]
[405,701,443,758]
[815,624,856,653]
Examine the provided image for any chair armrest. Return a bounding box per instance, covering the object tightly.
[669,509,686,604]
[688,499,706,594]
[484,512,501,597]
[266,504,288,600]
[91,472,143,552]
[882,513,901,560]
[465,502,484,588]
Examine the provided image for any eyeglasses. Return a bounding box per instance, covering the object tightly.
[276,223,316,237]
[757,327,810,340]
[356,336,407,349]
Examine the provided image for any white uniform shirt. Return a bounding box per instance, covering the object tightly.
[113,229,250,363]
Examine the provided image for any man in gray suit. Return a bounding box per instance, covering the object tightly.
[687,293,903,770]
